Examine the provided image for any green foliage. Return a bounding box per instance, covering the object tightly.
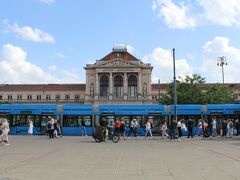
[159,74,238,104]
[203,85,237,104]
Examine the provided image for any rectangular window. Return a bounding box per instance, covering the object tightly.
[17,94,22,100]
[0,95,3,100]
[75,95,80,101]
[8,95,12,100]
[46,95,51,100]
[65,95,70,101]
[27,95,32,100]
[55,95,60,101]
[37,95,41,101]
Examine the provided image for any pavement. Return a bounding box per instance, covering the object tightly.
[0,135,240,180]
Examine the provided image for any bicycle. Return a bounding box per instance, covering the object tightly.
[94,126,119,143]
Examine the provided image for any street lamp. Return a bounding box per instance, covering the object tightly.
[217,56,227,84]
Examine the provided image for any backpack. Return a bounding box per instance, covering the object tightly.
[47,123,52,129]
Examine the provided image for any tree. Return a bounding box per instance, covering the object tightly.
[161,74,205,104]
[203,85,237,104]
[160,74,237,104]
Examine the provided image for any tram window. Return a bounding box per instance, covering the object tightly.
[13,115,27,126]
[82,116,92,126]
[63,115,80,127]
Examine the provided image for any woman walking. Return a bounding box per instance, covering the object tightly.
[28,120,34,135]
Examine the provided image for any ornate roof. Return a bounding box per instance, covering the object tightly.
[100,47,139,61]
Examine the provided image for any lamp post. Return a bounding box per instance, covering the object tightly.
[173,49,177,120]
[158,79,160,104]
[217,56,227,84]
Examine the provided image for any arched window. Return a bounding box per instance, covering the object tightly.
[114,75,123,97]
[100,75,109,97]
[128,75,137,97]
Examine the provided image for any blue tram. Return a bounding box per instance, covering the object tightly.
[0,103,240,136]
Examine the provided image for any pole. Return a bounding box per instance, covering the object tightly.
[217,56,227,84]
[158,79,160,104]
[173,48,177,120]
[221,65,224,84]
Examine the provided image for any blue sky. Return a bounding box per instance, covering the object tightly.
[0,0,240,84]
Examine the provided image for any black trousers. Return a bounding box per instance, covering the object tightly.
[187,127,193,138]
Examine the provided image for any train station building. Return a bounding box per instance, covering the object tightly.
[0,46,240,105]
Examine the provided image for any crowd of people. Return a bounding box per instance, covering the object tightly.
[1,116,240,146]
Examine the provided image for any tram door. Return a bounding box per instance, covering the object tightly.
[100,113,115,126]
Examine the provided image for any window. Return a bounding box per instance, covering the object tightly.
[46,95,51,100]
[8,95,12,100]
[100,75,109,97]
[114,75,123,97]
[75,95,80,101]
[0,95,2,100]
[65,95,70,101]
[37,95,41,101]
[17,94,22,100]
[128,75,137,97]
[116,53,121,58]
[27,95,32,100]
[55,95,60,101]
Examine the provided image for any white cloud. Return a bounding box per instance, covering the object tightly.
[0,44,83,83]
[55,53,66,59]
[198,0,240,26]
[201,36,240,83]
[40,0,55,5]
[4,21,55,43]
[152,0,197,29]
[153,0,240,28]
[143,47,193,83]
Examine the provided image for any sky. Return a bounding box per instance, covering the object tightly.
[0,0,240,84]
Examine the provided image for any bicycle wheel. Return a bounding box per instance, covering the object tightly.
[95,134,103,143]
[112,135,119,143]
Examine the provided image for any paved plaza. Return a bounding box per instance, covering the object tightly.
[0,135,240,180]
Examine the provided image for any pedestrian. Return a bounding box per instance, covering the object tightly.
[169,119,177,140]
[127,119,137,137]
[161,121,168,139]
[114,117,121,136]
[212,118,217,137]
[81,119,87,136]
[187,119,193,138]
[221,119,227,138]
[119,118,126,140]
[197,120,203,136]
[145,119,152,138]
[0,119,10,145]
[235,119,240,136]
[28,120,34,136]
[47,117,54,139]
[177,120,182,137]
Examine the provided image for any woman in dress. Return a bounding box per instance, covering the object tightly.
[28,120,34,135]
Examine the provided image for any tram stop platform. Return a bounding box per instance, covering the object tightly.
[0,135,240,180]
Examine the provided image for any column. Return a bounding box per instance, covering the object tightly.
[95,73,99,100]
[124,73,128,100]
[138,72,142,100]
[109,72,113,100]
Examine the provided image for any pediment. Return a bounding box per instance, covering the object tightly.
[96,59,142,68]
